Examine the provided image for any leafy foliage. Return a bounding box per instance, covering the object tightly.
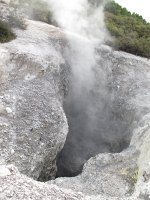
[0,20,16,43]
[105,1,150,58]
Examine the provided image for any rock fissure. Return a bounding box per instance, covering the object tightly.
[1,2,150,199]
[56,47,143,178]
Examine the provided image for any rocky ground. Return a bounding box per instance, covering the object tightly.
[0,5,68,180]
[0,1,150,200]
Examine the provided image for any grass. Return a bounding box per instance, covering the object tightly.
[0,20,16,43]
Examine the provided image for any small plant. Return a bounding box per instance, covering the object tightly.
[0,20,16,43]
[120,167,139,187]
[131,170,139,184]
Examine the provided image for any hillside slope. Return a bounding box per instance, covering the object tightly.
[1,0,150,59]
[105,1,150,58]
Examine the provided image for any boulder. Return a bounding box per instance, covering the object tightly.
[0,2,150,199]
[52,148,139,197]
[0,165,139,200]
[0,165,85,200]
[0,20,68,181]
[57,44,150,177]
[51,47,150,199]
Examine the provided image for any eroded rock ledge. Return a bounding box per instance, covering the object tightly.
[0,165,140,200]
[0,19,68,181]
[0,1,150,199]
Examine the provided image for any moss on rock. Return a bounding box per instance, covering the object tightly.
[0,20,16,43]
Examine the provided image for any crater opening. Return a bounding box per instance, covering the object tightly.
[56,54,135,178]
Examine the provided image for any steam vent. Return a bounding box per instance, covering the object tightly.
[0,0,150,200]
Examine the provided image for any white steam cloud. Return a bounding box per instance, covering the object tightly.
[43,0,113,176]
[45,0,109,93]
[46,0,107,39]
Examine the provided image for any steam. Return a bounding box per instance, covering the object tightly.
[45,0,106,38]
[11,0,129,177]
[44,0,117,177]
[7,0,131,177]
[46,0,109,92]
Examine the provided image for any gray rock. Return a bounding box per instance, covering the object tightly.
[0,165,85,200]
[52,148,139,197]
[0,20,68,181]
[0,2,150,199]
[51,47,150,199]
[131,119,150,199]
[57,43,150,176]
[0,165,140,200]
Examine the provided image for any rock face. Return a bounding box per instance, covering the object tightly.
[0,1,150,200]
[52,48,150,198]
[0,25,150,200]
[0,165,85,200]
[53,148,139,197]
[56,44,150,177]
[0,19,68,181]
[0,165,140,200]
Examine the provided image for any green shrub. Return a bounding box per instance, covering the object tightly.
[0,20,16,43]
[105,1,150,58]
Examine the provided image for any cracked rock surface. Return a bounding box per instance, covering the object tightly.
[0,1,150,200]
[0,165,141,200]
[0,17,68,181]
